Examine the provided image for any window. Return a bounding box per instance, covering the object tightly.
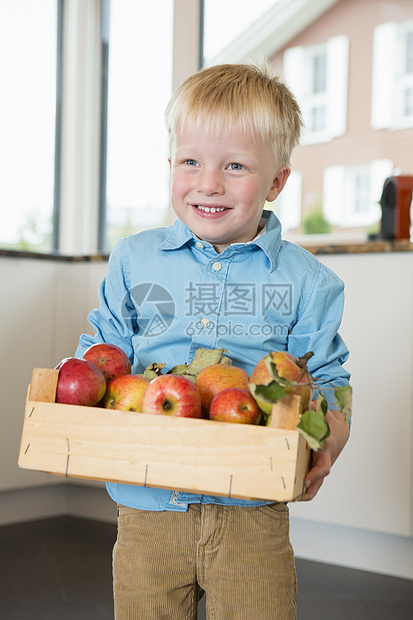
[307,47,327,133]
[323,160,393,228]
[0,1,60,252]
[353,171,371,215]
[398,26,413,119]
[101,0,173,252]
[283,36,349,144]
[372,20,413,130]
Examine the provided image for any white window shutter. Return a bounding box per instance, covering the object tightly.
[370,159,394,211]
[278,171,302,230]
[323,166,345,225]
[326,35,349,138]
[371,23,397,129]
[283,46,306,103]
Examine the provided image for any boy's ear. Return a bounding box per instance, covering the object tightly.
[267,167,291,202]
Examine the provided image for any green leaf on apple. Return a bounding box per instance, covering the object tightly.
[168,348,233,383]
[142,362,166,381]
[168,363,197,383]
[169,363,190,374]
[333,384,352,422]
[252,381,286,403]
[297,394,330,451]
[187,347,231,374]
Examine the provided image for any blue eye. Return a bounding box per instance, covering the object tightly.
[184,159,198,166]
[228,163,244,170]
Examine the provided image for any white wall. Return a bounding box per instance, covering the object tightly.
[289,251,413,579]
[1,250,412,579]
[0,257,107,491]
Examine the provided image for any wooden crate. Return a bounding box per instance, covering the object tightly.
[18,368,311,502]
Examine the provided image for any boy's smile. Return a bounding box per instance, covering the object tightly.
[169,126,290,253]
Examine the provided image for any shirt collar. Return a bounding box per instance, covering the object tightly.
[250,210,283,272]
[158,210,283,272]
[158,218,194,250]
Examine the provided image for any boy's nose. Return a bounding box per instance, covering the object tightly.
[196,169,224,195]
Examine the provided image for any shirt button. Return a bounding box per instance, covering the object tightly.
[212,261,222,271]
[200,318,210,327]
[195,241,204,249]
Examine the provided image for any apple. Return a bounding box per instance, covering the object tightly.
[209,388,261,424]
[195,364,250,415]
[55,357,106,406]
[250,351,315,413]
[103,374,149,412]
[83,342,131,384]
[141,374,202,418]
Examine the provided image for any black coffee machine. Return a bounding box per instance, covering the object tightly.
[379,175,413,240]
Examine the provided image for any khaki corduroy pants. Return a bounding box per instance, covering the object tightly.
[113,502,297,619]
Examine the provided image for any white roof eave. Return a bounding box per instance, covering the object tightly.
[207,0,342,65]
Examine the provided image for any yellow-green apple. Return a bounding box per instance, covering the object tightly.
[141,374,202,418]
[249,351,314,414]
[55,357,106,406]
[195,364,250,415]
[103,374,149,412]
[83,343,131,384]
[209,388,261,424]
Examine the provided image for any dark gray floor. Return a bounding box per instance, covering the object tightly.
[0,516,412,619]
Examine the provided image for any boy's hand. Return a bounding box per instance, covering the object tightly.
[302,406,350,501]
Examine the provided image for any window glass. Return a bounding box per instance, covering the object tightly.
[0,1,58,251]
[202,0,275,65]
[103,0,173,252]
[310,105,326,133]
[353,171,371,215]
[312,52,327,94]
[304,45,328,136]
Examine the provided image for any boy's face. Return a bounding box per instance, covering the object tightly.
[169,125,290,253]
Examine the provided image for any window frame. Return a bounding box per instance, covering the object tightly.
[7,0,203,257]
[371,20,413,131]
[397,22,413,122]
[283,35,349,146]
[323,160,394,229]
[52,0,64,252]
[305,44,328,134]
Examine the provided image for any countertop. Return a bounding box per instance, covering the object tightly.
[1,240,413,261]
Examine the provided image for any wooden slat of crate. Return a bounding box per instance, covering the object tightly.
[18,397,310,502]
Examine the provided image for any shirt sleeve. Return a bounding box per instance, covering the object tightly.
[287,262,350,410]
[75,239,135,363]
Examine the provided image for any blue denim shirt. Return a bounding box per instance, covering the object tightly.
[76,211,350,511]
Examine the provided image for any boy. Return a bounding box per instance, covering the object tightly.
[76,63,350,619]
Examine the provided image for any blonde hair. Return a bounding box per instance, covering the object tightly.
[165,62,303,167]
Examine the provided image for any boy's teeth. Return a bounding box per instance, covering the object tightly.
[196,205,226,213]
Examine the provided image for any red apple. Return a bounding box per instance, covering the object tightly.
[103,374,149,412]
[209,388,261,424]
[195,364,250,415]
[141,374,202,418]
[83,343,131,384]
[250,351,314,413]
[55,357,106,406]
